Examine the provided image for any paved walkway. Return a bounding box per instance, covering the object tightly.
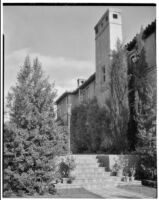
[84,186,151,199]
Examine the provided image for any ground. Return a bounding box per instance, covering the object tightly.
[11,185,156,198]
[4,177,157,198]
[118,185,157,198]
[55,188,102,198]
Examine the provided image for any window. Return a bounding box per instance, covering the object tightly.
[105,15,108,21]
[102,66,106,82]
[113,14,118,19]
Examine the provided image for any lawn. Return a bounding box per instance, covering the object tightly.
[5,188,103,198]
[118,185,157,198]
[54,188,103,198]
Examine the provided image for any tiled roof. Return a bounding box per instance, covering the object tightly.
[55,73,95,104]
[55,91,74,104]
[126,20,156,51]
[73,73,95,94]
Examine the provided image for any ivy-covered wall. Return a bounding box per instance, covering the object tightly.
[70,98,128,154]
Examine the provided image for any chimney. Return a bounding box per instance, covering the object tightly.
[77,78,85,87]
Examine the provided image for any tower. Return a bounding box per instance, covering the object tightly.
[94,8,123,105]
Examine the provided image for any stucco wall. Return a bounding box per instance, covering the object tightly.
[95,9,122,106]
[144,32,156,95]
[81,80,96,102]
[144,32,156,68]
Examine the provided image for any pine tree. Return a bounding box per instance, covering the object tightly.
[4,56,68,196]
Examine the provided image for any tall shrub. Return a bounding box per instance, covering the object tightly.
[70,98,112,153]
[106,41,129,153]
[70,103,88,153]
[133,49,156,180]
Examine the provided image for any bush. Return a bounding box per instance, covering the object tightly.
[142,180,157,188]
[67,177,75,184]
[71,98,121,153]
[135,153,157,181]
[96,155,110,171]
[59,156,76,178]
[48,184,57,195]
[59,161,70,178]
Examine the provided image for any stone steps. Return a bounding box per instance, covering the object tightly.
[73,172,111,178]
[73,168,106,174]
[73,179,121,185]
[55,155,123,189]
[56,181,121,189]
[55,155,142,190]
[75,163,99,167]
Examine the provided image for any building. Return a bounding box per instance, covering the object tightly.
[55,8,156,125]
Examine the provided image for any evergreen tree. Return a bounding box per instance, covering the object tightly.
[106,41,129,153]
[134,49,156,180]
[4,56,68,196]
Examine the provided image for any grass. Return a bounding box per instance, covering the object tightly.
[54,188,103,198]
[118,185,157,198]
[5,188,103,198]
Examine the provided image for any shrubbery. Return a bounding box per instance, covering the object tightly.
[70,98,128,153]
[142,179,157,188]
[59,156,76,178]
[96,155,110,171]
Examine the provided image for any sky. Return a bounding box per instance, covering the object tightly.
[3,5,156,104]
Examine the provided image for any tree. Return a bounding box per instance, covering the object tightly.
[70,98,114,153]
[4,56,68,196]
[133,49,157,181]
[70,103,88,153]
[105,41,129,153]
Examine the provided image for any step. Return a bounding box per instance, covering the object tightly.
[73,172,111,178]
[55,184,81,189]
[75,163,99,167]
[117,180,141,186]
[75,161,98,164]
[74,176,120,181]
[75,160,98,164]
[71,172,108,177]
[73,178,121,184]
[73,168,106,173]
[55,180,122,189]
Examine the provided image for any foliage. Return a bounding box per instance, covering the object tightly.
[129,49,157,181]
[127,47,156,152]
[3,56,68,197]
[106,41,129,153]
[71,98,114,153]
[48,183,57,195]
[70,103,88,153]
[59,156,76,178]
[96,155,110,171]
[111,155,139,179]
[142,180,157,188]
[112,161,122,174]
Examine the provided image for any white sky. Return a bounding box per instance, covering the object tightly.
[3,5,156,103]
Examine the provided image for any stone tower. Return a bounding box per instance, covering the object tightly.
[94,8,123,106]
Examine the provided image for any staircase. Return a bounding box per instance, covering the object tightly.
[55,155,122,189]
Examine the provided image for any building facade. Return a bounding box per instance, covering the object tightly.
[55,8,156,125]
